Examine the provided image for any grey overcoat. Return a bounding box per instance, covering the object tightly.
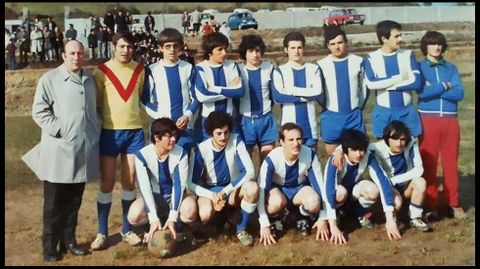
[22,64,102,183]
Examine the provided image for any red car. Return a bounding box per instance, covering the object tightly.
[324,8,366,26]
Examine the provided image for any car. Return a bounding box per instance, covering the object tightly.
[323,8,366,26]
[131,17,145,32]
[202,9,219,14]
[227,12,258,30]
[233,8,252,14]
[255,9,271,13]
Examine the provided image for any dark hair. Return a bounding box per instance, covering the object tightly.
[112,32,135,46]
[279,122,303,141]
[375,20,402,44]
[283,31,305,48]
[158,28,184,48]
[204,111,234,136]
[238,34,266,60]
[341,129,369,154]
[323,25,347,49]
[150,118,178,144]
[382,120,411,147]
[202,32,229,59]
[420,30,448,56]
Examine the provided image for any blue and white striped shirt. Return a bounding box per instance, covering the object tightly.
[257,145,324,228]
[364,48,422,108]
[188,133,255,199]
[135,144,188,224]
[320,151,395,220]
[317,54,367,113]
[141,59,200,129]
[194,60,245,117]
[238,61,275,117]
[369,137,423,186]
[271,62,323,140]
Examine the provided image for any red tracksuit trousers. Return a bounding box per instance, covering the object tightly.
[419,115,460,210]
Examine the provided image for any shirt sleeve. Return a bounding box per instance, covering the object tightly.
[168,151,188,222]
[222,137,255,195]
[187,147,215,200]
[440,64,464,101]
[135,154,160,224]
[257,157,274,228]
[367,153,395,213]
[363,57,403,90]
[390,139,424,186]
[194,66,228,103]
[271,67,306,104]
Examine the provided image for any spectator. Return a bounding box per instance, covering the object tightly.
[178,45,195,66]
[202,21,213,36]
[190,9,201,37]
[125,11,133,32]
[6,38,17,70]
[104,12,115,33]
[219,21,231,47]
[65,24,77,41]
[96,26,107,58]
[34,17,44,31]
[115,10,129,33]
[43,26,53,62]
[52,26,64,61]
[5,28,11,49]
[144,11,155,32]
[85,15,94,37]
[106,27,114,58]
[30,25,44,62]
[181,11,190,34]
[17,26,30,63]
[46,16,57,32]
[209,15,219,32]
[87,29,97,59]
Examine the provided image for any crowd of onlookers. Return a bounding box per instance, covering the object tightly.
[5,9,199,70]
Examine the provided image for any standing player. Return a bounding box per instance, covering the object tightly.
[363,20,423,139]
[271,31,323,150]
[257,123,324,246]
[188,111,258,246]
[417,31,465,219]
[317,26,367,156]
[194,32,244,142]
[315,129,400,244]
[127,118,198,242]
[141,28,199,152]
[237,34,278,164]
[91,32,145,250]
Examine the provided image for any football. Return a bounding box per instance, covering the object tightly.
[147,230,177,258]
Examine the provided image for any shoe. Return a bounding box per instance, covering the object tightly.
[236,230,254,246]
[66,243,88,256]
[296,219,310,236]
[270,220,284,238]
[450,207,467,219]
[90,233,107,250]
[43,253,60,262]
[121,231,142,246]
[358,212,375,229]
[424,210,440,222]
[410,218,432,232]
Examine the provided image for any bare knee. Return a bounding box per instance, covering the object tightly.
[180,196,198,223]
[304,195,321,213]
[413,177,427,193]
[266,193,287,215]
[242,181,259,203]
[127,199,147,226]
[364,183,380,201]
[394,193,403,212]
[198,203,214,223]
[336,186,348,205]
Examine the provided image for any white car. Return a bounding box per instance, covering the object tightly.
[233,8,252,14]
[255,9,271,13]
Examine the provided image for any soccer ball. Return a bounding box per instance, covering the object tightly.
[147,230,177,258]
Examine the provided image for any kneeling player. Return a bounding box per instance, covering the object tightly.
[127,118,198,243]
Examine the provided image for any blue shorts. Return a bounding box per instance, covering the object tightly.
[100,129,145,157]
[371,104,422,138]
[238,112,278,150]
[150,192,172,217]
[274,183,308,201]
[303,138,318,148]
[320,108,366,144]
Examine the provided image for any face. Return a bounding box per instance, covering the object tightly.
[382,28,402,52]
[280,129,303,156]
[427,44,443,58]
[154,132,177,151]
[114,38,134,64]
[62,41,85,72]
[209,45,227,65]
[327,34,348,59]
[211,126,231,149]
[346,148,365,164]
[388,132,407,154]
[285,40,304,64]
[245,46,262,67]
[160,41,181,63]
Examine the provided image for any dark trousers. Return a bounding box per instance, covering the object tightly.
[42,181,85,256]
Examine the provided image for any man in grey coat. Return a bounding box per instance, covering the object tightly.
[22,40,102,262]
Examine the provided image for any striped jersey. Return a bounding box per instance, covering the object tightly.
[271,62,323,140]
[364,48,422,108]
[238,61,275,117]
[141,59,200,129]
[194,59,245,117]
[188,133,255,199]
[257,145,324,228]
[317,53,367,112]
[320,151,395,220]
[369,137,423,186]
[134,144,188,224]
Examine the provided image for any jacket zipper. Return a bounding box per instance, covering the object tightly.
[435,66,443,117]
